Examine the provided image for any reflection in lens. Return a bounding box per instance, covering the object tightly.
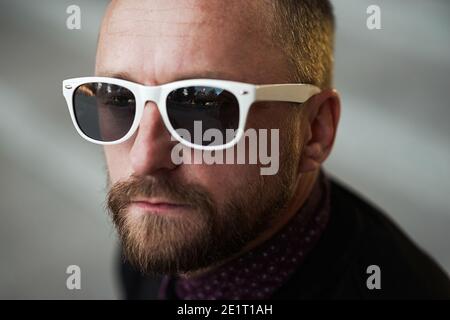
[166,86,239,146]
[73,82,136,142]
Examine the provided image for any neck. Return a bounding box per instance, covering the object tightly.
[181,168,320,279]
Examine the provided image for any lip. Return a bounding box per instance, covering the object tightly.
[130,198,191,215]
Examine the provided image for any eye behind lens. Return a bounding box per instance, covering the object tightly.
[166,86,240,146]
[73,82,136,142]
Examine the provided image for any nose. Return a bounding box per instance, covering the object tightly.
[129,101,178,176]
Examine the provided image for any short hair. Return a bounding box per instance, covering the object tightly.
[268,0,335,89]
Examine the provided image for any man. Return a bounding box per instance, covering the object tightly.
[63,0,450,299]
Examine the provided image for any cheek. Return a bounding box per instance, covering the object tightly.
[103,144,133,183]
[185,161,261,205]
[185,107,300,206]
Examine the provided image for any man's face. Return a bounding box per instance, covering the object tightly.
[98,0,305,274]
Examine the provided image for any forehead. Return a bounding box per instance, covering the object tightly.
[96,0,289,85]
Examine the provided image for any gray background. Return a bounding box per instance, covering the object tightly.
[0,0,449,299]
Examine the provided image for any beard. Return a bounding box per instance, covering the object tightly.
[106,143,298,276]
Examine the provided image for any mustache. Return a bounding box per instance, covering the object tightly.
[107,175,216,214]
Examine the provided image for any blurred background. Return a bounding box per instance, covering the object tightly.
[0,0,449,299]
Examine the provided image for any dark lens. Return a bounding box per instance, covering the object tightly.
[73,82,136,142]
[166,86,239,146]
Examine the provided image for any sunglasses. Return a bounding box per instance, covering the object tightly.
[62,77,320,150]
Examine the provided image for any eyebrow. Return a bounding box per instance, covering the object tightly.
[96,70,245,85]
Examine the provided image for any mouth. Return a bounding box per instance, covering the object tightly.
[129,197,192,215]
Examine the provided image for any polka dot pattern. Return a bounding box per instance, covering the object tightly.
[159,172,331,300]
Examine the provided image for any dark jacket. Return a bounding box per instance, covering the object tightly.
[118,178,450,299]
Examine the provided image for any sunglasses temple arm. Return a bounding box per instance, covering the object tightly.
[254,84,321,103]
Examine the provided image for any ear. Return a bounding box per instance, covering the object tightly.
[298,89,341,173]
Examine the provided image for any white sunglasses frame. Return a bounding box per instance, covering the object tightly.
[62,77,320,151]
